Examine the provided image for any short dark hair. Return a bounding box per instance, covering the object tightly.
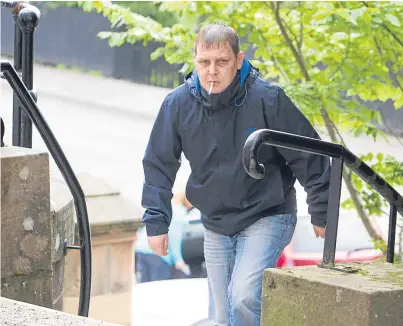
[194,23,240,56]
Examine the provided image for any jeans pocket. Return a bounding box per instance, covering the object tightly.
[281,214,297,247]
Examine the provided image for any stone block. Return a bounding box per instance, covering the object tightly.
[50,180,75,309]
[1,146,75,311]
[50,179,75,265]
[1,270,53,307]
[1,297,123,326]
[1,147,51,279]
[261,262,403,326]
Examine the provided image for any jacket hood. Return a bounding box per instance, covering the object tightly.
[185,58,259,109]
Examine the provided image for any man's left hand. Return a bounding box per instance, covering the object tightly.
[313,225,326,239]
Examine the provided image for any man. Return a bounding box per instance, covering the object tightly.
[141,23,329,326]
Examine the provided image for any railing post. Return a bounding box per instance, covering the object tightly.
[321,157,344,267]
[387,204,397,263]
[17,5,40,148]
[12,12,22,146]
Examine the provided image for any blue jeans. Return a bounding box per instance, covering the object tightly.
[204,213,297,326]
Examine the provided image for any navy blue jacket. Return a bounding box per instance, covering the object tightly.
[142,59,330,236]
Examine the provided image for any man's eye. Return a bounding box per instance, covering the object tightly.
[219,60,228,64]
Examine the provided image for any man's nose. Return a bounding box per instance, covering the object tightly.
[208,63,217,75]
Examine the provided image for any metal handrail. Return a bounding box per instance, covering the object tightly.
[1,0,41,148]
[1,60,92,316]
[243,128,403,266]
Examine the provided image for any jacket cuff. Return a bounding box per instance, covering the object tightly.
[311,215,326,228]
[145,220,169,236]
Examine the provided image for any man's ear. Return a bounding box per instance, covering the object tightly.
[237,51,245,69]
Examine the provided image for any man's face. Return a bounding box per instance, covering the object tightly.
[194,41,244,94]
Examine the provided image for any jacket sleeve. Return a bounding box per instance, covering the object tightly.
[264,86,330,227]
[141,93,182,236]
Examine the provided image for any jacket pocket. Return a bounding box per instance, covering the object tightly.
[185,174,221,217]
[241,168,285,210]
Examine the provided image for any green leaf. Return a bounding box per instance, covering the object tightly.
[341,198,354,210]
[150,47,165,61]
[97,31,111,39]
[395,95,403,109]
[248,31,261,44]
[353,178,363,192]
[385,14,401,27]
[336,10,357,25]
[312,10,333,22]
[372,17,383,24]
[350,7,367,23]
[108,33,125,47]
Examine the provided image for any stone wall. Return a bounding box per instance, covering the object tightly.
[1,146,74,310]
[1,146,143,324]
[1,297,122,326]
[261,262,403,325]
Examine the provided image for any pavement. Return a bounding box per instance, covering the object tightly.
[1,57,171,121]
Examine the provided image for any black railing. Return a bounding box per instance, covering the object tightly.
[243,128,403,267]
[1,60,92,317]
[1,0,39,148]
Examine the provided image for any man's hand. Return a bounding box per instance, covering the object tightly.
[148,234,169,256]
[313,225,326,239]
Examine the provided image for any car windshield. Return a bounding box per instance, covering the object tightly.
[292,215,375,254]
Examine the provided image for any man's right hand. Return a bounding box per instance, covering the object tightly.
[313,225,326,239]
[148,234,169,256]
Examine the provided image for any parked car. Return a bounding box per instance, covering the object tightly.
[182,208,385,271]
[276,213,383,267]
[182,208,207,278]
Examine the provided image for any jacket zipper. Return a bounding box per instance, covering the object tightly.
[211,110,225,210]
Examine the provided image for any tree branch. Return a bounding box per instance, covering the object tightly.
[342,173,384,241]
[380,23,403,49]
[372,37,403,145]
[270,51,290,83]
[283,18,302,55]
[269,1,310,80]
[298,1,303,51]
[392,48,403,73]
[329,29,351,80]
[330,113,347,146]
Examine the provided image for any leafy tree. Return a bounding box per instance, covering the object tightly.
[41,1,178,26]
[78,1,403,258]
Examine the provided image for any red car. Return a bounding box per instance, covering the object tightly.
[276,213,384,267]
